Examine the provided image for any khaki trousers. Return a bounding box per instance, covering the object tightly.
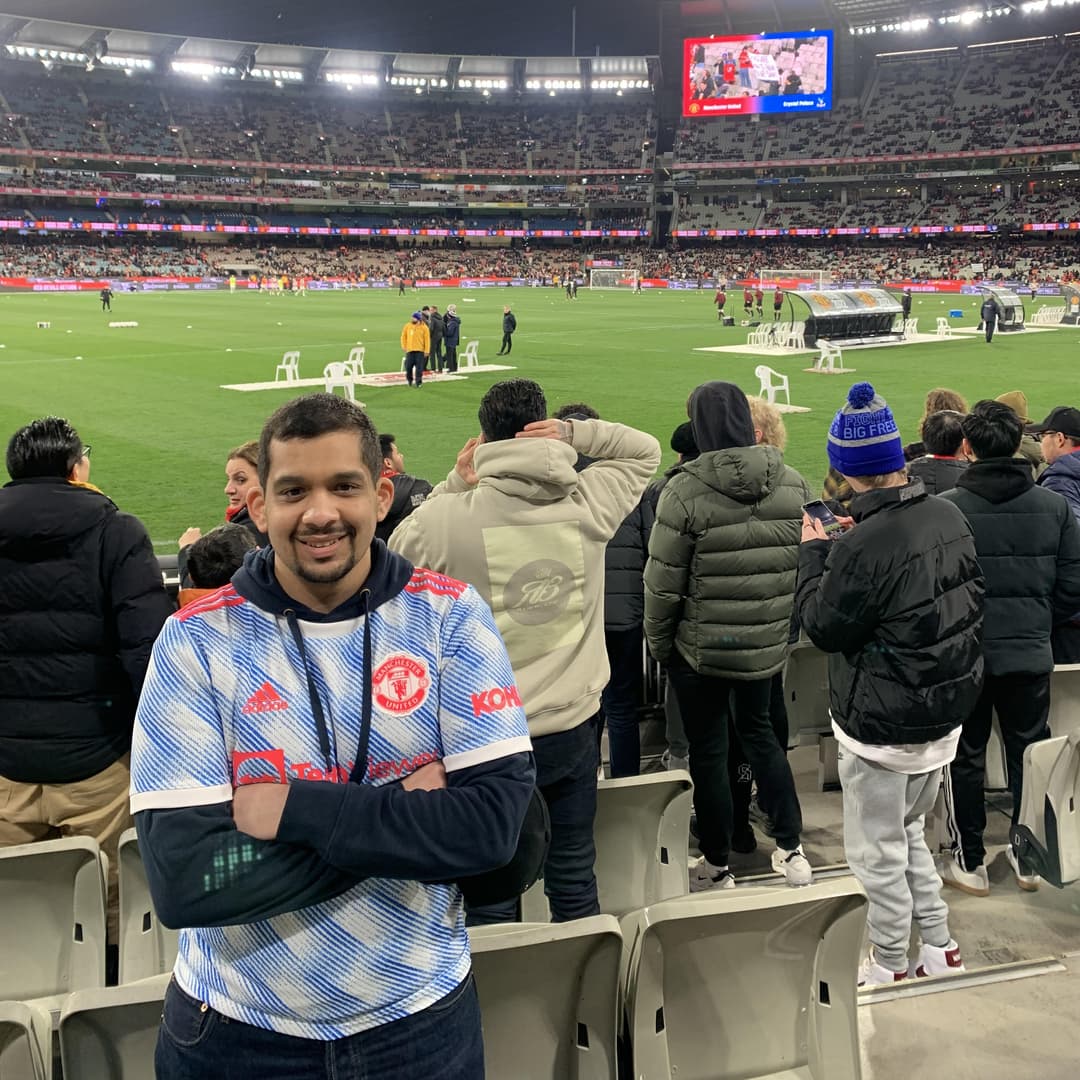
[0,754,132,943]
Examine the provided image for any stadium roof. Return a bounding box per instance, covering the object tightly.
[0,13,657,86]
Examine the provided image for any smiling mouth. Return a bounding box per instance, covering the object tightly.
[298,534,347,552]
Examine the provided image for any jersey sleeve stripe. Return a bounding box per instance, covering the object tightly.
[130,783,234,814]
[442,735,533,773]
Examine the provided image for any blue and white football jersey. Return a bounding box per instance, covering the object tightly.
[130,568,530,1039]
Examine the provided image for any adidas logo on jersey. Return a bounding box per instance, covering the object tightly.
[242,681,290,714]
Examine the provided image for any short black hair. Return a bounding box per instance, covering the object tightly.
[553,402,600,421]
[258,394,382,487]
[6,416,83,480]
[478,378,547,442]
[921,410,965,456]
[961,400,1024,460]
[186,523,258,589]
[379,433,396,459]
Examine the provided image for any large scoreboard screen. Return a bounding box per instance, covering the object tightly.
[683,31,833,118]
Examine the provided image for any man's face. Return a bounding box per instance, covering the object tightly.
[250,432,393,612]
[1041,431,1067,464]
[385,442,406,474]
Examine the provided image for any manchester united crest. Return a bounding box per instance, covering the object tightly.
[372,654,430,715]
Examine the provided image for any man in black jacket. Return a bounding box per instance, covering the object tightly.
[0,417,173,945]
[940,400,1080,895]
[427,305,445,372]
[980,296,998,343]
[906,409,969,495]
[496,305,516,355]
[796,382,985,986]
[374,433,433,544]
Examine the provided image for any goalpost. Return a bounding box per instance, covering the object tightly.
[758,269,830,290]
[588,269,640,290]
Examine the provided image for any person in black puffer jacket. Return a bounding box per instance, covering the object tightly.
[796,382,985,986]
[0,417,174,944]
[939,400,1080,897]
[442,304,462,372]
[907,409,970,495]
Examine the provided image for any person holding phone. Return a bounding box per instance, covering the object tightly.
[795,381,985,988]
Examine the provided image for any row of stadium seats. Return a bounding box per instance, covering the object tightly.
[0,70,655,171]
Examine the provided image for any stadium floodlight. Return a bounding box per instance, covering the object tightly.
[250,67,304,81]
[458,78,508,90]
[4,44,88,64]
[325,71,378,87]
[172,60,237,77]
[100,55,154,70]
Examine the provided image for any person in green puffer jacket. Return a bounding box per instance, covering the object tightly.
[645,381,812,891]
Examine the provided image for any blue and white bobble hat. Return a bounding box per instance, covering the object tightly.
[827,382,906,477]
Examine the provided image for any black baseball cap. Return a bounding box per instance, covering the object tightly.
[1025,406,1080,439]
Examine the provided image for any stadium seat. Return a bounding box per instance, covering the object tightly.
[521,772,693,921]
[343,345,366,377]
[620,879,867,1080]
[783,642,832,747]
[323,362,362,403]
[274,351,300,382]
[935,317,953,337]
[0,836,107,1004]
[1013,731,1080,889]
[1049,663,1080,737]
[117,829,178,984]
[58,974,170,1080]
[469,916,621,1080]
[810,339,850,374]
[461,340,480,367]
[783,321,806,349]
[0,1000,53,1080]
[755,364,790,407]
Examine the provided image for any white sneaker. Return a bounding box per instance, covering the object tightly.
[689,857,736,892]
[858,949,908,988]
[771,846,813,887]
[910,939,966,978]
[940,854,990,897]
[1005,845,1041,892]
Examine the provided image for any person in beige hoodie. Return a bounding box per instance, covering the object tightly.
[390,378,661,922]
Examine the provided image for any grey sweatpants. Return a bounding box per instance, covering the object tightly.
[839,746,952,972]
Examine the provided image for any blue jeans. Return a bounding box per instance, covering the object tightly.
[470,715,600,924]
[602,628,643,778]
[155,975,484,1080]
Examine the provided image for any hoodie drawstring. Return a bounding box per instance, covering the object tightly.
[284,590,373,782]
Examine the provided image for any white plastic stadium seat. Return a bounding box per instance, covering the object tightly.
[0,1000,53,1080]
[755,364,790,407]
[59,975,170,1080]
[1049,663,1080,737]
[783,641,832,747]
[323,362,356,402]
[621,879,868,1080]
[274,350,300,382]
[784,321,806,349]
[469,916,621,1080]
[0,836,107,1003]
[118,828,179,984]
[461,339,480,367]
[904,317,919,335]
[1013,731,1080,889]
[343,345,365,377]
[522,772,692,921]
[935,317,953,337]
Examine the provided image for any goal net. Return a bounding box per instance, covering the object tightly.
[758,269,830,290]
[589,269,640,289]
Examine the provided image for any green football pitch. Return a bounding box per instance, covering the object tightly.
[0,286,1073,549]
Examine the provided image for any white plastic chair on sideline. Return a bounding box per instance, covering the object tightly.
[117,828,178,984]
[784,320,806,349]
[0,1001,53,1080]
[621,879,868,1080]
[461,339,480,367]
[469,916,622,1080]
[343,345,365,377]
[274,350,300,382]
[324,362,357,402]
[935,317,953,337]
[755,365,790,406]
[812,339,849,373]
[746,325,770,347]
[904,317,919,335]
[521,772,693,921]
[0,836,107,1007]
[59,974,170,1080]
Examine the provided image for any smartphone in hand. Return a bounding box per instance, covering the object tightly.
[802,500,846,540]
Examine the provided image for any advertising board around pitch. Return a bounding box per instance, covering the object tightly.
[683,30,834,119]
